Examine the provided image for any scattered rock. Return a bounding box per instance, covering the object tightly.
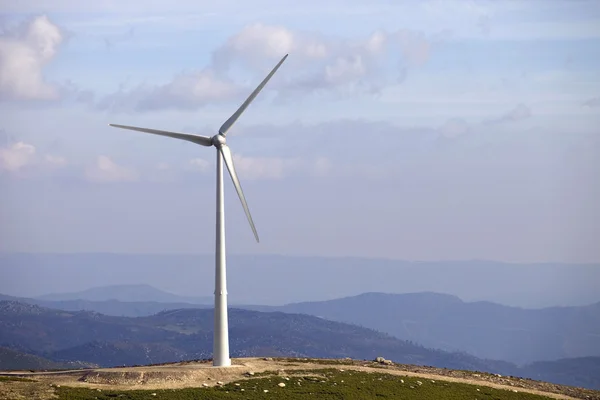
[264,389,269,393]
[264,357,273,361]
[217,381,223,385]
[202,383,209,387]
[278,382,286,387]
[375,356,393,365]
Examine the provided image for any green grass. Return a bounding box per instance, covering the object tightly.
[0,376,37,382]
[54,369,556,399]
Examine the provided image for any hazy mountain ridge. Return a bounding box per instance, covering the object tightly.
[0,291,207,316]
[2,290,599,365]
[2,300,495,371]
[35,284,212,304]
[257,292,600,365]
[0,300,599,389]
[520,356,600,391]
[3,253,599,308]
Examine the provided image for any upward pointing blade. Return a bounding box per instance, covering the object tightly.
[219,144,259,243]
[109,124,212,147]
[218,54,288,136]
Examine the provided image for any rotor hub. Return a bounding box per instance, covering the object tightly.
[212,134,226,147]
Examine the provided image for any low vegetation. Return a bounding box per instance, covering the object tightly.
[53,369,554,399]
[0,376,37,382]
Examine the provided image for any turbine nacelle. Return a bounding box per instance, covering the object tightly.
[211,134,227,148]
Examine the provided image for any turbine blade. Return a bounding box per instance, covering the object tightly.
[218,54,288,136]
[109,124,212,147]
[219,144,259,243]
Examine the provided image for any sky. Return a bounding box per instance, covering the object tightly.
[1,0,599,263]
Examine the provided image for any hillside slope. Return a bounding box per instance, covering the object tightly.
[3,290,600,366]
[247,292,600,364]
[0,346,96,370]
[1,300,599,389]
[0,300,511,373]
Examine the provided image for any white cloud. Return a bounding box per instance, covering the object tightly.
[222,23,295,59]
[484,104,532,124]
[0,142,36,172]
[99,22,440,111]
[312,157,333,177]
[213,23,326,69]
[185,152,331,180]
[582,97,600,108]
[232,154,299,180]
[157,162,170,170]
[85,155,139,183]
[232,155,338,180]
[212,24,437,95]
[189,158,210,172]
[324,55,367,85]
[0,16,63,101]
[137,70,240,111]
[98,70,240,112]
[45,154,67,167]
[438,118,471,138]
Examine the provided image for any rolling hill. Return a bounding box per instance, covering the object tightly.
[0,346,96,371]
[0,300,599,389]
[0,300,511,373]
[244,292,600,365]
[2,290,599,365]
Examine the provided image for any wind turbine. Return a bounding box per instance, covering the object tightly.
[108,54,288,367]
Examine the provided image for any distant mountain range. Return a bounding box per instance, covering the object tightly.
[0,300,511,372]
[0,300,598,390]
[3,253,599,308]
[3,288,599,366]
[244,292,600,365]
[34,284,212,304]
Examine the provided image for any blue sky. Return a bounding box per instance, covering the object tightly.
[1,0,599,263]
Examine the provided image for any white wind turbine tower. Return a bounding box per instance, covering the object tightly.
[108,54,288,367]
